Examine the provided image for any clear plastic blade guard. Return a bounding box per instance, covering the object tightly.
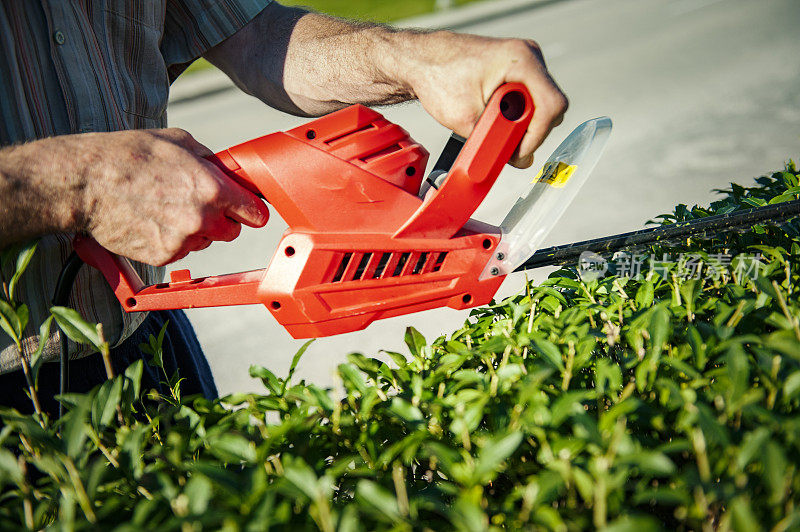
[481,116,612,278]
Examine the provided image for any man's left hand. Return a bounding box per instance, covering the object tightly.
[392,32,568,168]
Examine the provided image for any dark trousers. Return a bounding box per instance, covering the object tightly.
[0,310,217,416]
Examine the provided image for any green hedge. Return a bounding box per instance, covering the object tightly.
[1,161,799,530]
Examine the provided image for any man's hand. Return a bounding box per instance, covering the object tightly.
[206,3,567,168]
[393,33,568,168]
[0,129,268,265]
[81,129,269,265]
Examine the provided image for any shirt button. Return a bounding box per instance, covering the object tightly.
[53,30,65,45]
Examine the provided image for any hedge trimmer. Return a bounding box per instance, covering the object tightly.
[67,83,800,339]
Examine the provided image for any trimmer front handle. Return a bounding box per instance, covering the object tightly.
[73,83,534,338]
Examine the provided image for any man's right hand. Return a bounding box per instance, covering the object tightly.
[0,128,269,266]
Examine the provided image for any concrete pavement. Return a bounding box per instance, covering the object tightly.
[166,0,800,395]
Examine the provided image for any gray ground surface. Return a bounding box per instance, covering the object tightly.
[166,0,800,395]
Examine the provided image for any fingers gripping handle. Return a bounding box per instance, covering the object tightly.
[205,149,265,199]
[396,83,534,239]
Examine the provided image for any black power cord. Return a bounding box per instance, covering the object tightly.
[52,251,85,419]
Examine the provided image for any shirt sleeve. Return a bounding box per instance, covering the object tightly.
[162,0,272,81]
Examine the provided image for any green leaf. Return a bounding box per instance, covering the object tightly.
[281,457,324,501]
[783,371,800,402]
[599,398,640,434]
[730,496,760,532]
[0,448,23,484]
[15,304,28,335]
[648,304,670,354]
[449,497,487,532]
[479,335,509,354]
[140,321,168,370]
[282,339,314,395]
[768,192,798,204]
[572,467,594,501]
[124,359,144,399]
[765,330,800,361]
[742,196,767,208]
[338,363,368,395]
[595,358,623,396]
[337,505,360,532]
[249,365,282,395]
[51,306,101,349]
[438,353,468,373]
[632,487,690,506]
[304,384,335,411]
[0,299,23,344]
[618,451,675,476]
[604,515,661,532]
[356,480,402,523]
[474,432,522,483]
[92,377,122,428]
[185,474,213,515]
[635,281,654,308]
[543,276,582,291]
[725,344,750,405]
[207,433,257,464]
[191,462,244,495]
[404,326,426,357]
[30,315,53,383]
[388,397,423,423]
[8,239,38,300]
[61,394,91,459]
[382,350,408,368]
[347,352,380,375]
[764,440,788,504]
[532,339,564,370]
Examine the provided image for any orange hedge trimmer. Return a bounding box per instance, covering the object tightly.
[72,83,544,338]
[68,83,800,339]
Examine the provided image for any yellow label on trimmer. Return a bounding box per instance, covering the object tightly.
[533,161,577,188]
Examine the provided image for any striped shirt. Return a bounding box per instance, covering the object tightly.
[0,0,271,373]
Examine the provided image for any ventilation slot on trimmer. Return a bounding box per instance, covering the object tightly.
[325,124,376,146]
[331,253,352,282]
[412,252,428,274]
[372,253,392,279]
[432,252,447,272]
[360,144,402,163]
[392,253,411,277]
[353,253,372,280]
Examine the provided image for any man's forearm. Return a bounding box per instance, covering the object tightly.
[0,139,88,247]
[204,4,423,115]
[278,13,420,112]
